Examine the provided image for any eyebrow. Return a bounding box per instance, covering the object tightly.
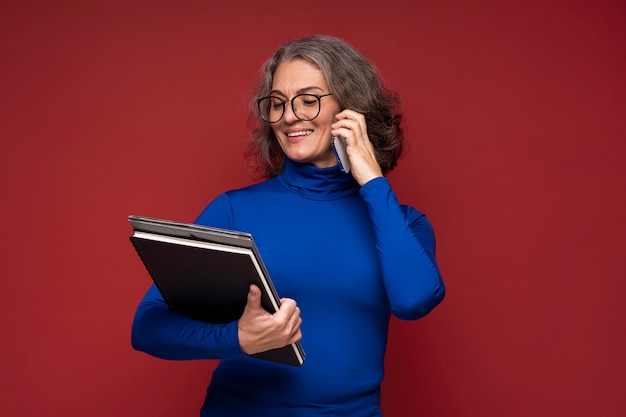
[269,86,324,96]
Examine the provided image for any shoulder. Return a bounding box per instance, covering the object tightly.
[360,177,429,223]
[194,178,281,228]
[226,176,282,196]
[360,177,436,252]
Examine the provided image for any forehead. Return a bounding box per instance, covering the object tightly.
[271,59,328,93]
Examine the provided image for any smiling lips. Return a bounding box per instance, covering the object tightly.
[286,129,314,142]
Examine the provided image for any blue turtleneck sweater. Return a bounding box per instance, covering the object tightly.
[132,159,445,417]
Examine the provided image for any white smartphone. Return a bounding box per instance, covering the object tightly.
[331,136,351,173]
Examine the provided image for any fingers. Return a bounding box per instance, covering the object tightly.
[247,286,302,335]
[239,289,302,355]
[247,284,262,305]
[242,284,263,316]
[279,298,302,341]
[276,298,302,341]
[331,110,383,185]
[331,110,367,142]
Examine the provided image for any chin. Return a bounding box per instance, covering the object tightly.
[285,150,314,164]
[283,147,335,167]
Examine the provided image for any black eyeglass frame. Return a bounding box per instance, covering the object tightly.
[257,93,333,123]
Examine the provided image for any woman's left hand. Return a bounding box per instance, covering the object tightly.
[331,109,383,186]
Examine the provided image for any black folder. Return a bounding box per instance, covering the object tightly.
[128,215,305,367]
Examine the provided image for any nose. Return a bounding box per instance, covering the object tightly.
[282,100,299,123]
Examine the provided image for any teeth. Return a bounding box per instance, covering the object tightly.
[287,130,313,137]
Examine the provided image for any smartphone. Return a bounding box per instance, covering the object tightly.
[332,136,351,173]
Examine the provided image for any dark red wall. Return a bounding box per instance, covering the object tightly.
[2,1,625,416]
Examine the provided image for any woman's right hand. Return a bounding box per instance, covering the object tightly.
[237,284,302,355]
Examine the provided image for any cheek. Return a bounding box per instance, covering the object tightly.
[271,126,284,143]
[317,113,336,130]
[321,106,340,127]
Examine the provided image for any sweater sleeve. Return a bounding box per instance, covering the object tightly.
[130,193,244,360]
[359,177,446,320]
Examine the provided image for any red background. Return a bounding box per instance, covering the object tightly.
[2,1,625,416]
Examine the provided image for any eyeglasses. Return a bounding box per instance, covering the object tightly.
[257,93,333,123]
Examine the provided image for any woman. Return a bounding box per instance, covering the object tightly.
[132,34,445,416]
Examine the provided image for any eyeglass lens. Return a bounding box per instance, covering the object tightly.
[258,94,322,123]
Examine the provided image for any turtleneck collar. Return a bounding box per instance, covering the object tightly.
[277,158,360,200]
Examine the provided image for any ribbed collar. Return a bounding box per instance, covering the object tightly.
[277,158,360,200]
